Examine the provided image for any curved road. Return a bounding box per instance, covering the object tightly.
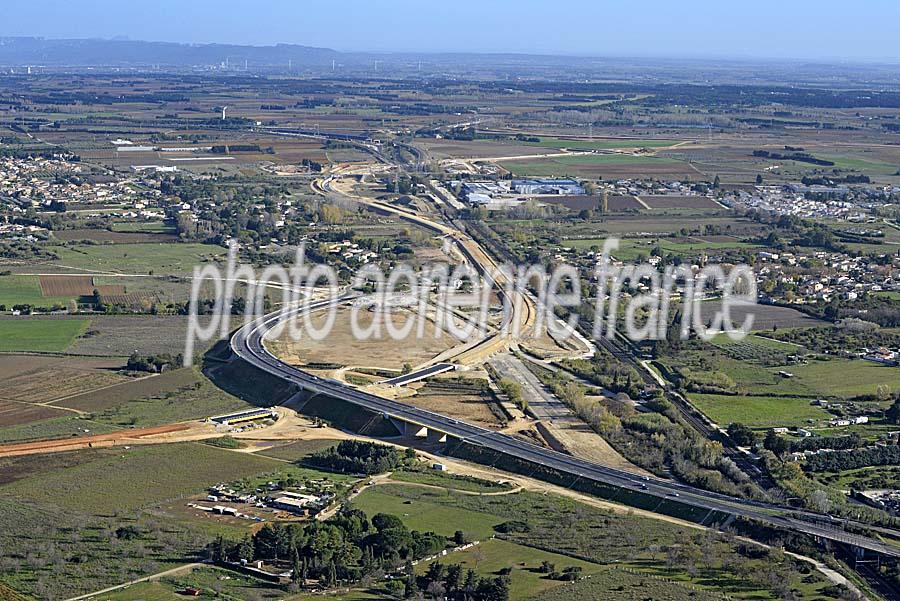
[232,299,900,559]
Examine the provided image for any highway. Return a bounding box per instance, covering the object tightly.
[231,298,900,559]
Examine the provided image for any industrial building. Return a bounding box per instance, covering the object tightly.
[511,178,585,195]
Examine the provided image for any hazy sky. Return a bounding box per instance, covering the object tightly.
[3,0,898,61]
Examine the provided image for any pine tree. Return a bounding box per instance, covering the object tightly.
[291,547,302,583]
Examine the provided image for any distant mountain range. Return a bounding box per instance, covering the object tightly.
[0,37,339,67]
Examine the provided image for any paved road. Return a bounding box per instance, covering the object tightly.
[492,353,575,423]
[232,300,900,559]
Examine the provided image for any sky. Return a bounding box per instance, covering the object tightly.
[2,0,898,61]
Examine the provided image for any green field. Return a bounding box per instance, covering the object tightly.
[0,416,119,444]
[689,393,832,428]
[390,468,513,493]
[527,137,679,151]
[0,443,281,513]
[417,538,603,600]
[100,568,381,601]
[817,153,899,175]
[0,275,74,308]
[352,485,505,539]
[788,358,900,398]
[711,333,800,352]
[530,567,728,601]
[50,242,226,275]
[501,153,684,177]
[0,318,90,352]
[563,237,756,260]
[110,221,176,234]
[255,438,345,461]
[87,368,251,428]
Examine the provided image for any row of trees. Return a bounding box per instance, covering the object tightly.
[803,442,900,472]
[126,352,183,373]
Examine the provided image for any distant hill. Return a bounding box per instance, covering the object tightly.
[0,37,338,67]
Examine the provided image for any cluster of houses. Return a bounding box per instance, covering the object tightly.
[324,240,379,264]
[756,249,900,304]
[723,183,900,222]
[0,155,164,217]
[0,221,47,242]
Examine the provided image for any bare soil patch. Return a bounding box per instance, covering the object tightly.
[270,306,461,371]
[0,401,69,428]
[639,195,720,209]
[698,301,824,330]
[39,275,95,297]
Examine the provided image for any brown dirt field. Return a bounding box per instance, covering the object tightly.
[52,229,177,243]
[543,195,644,212]
[541,196,603,211]
[270,306,461,371]
[0,355,123,380]
[62,368,201,413]
[2,366,129,405]
[399,388,502,428]
[0,450,102,486]
[697,301,824,330]
[608,195,644,210]
[639,195,721,209]
[39,275,95,297]
[0,401,69,428]
[0,422,191,457]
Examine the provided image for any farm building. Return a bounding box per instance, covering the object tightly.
[209,407,277,426]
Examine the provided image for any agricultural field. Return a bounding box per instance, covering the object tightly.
[500,153,698,178]
[68,315,197,357]
[0,415,119,444]
[52,229,177,243]
[529,568,726,601]
[696,302,824,331]
[418,138,554,159]
[389,467,513,493]
[689,393,833,429]
[0,442,281,514]
[0,318,90,352]
[98,569,379,601]
[638,195,722,210]
[0,274,75,308]
[563,236,761,260]
[45,243,226,275]
[73,368,251,428]
[663,332,900,431]
[525,137,681,151]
